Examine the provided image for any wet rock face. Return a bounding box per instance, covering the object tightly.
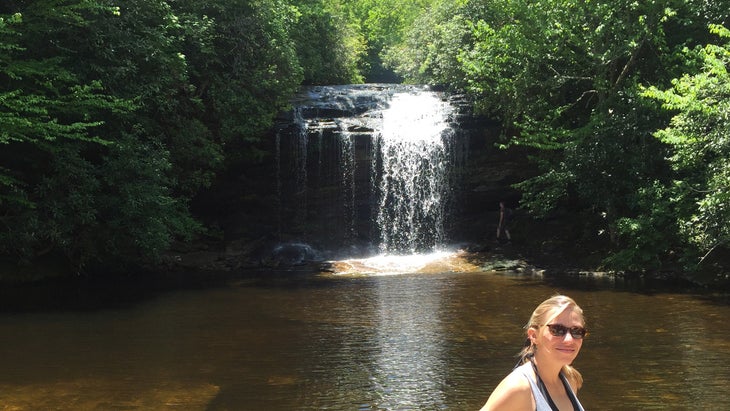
[278,84,478,134]
[274,84,472,253]
[189,84,534,269]
[277,84,395,126]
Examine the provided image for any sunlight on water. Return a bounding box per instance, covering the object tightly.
[327,250,481,276]
[2,271,730,409]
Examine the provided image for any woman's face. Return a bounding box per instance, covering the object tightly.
[530,306,584,365]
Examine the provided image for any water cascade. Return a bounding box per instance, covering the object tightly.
[275,85,466,263]
[375,92,454,253]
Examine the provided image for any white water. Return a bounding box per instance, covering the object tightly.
[375,91,454,254]
[278,85,464,273]
[332,251,456,276]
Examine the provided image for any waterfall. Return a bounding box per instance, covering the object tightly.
[276,85,465,257]
[374,92,454,253]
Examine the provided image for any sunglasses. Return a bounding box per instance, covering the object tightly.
[546,324,588,339]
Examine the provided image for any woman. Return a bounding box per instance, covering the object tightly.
[481,295,587,411]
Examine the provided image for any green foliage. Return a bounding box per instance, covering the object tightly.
[383,0,471,86]
[351,0,432,51]
[513,165,572,218]
[454,0,679,138]
[291,0,366,84]
[602,182,680,272]
[641,25,730,270]
[93,135,200,264]
[2,0,727,280]
[388,0,730,276]
[346,0,436,81]
[0,1,199,270]
[0,2,129,149]
[0,0,382,276]
[1,0,374,275]
[450,1,682,250]
[175,0,303,149]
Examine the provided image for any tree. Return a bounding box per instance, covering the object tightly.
[0,2,140,269]
[383,0,471,86]
[78,0,222,198]
[173,0,303,162]
[347,0,435,81]
[290,0,366,84]
[638,25,730,274]
[387,0,730,274]
[0,0,313,274]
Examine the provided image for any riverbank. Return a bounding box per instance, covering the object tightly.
[0,236,726,315]
[155,219,725,293]
[2,210,726,296]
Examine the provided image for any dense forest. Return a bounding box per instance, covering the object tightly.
[1,0,729,283]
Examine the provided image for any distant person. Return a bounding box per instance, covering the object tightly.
[480,295,588,411]
[496,201,512,243]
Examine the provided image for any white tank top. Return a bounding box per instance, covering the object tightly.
[514,362,585,411]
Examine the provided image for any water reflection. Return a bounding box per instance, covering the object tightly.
[576,291,730,410]
[0,271,728,410]
[371,275,447,409]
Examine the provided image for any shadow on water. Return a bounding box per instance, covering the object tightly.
[541,270,729,300]
[0,265,349,314]
[0,270,231,314]
[2,253,725,315]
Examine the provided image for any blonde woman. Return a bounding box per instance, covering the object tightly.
[481,295,587,411]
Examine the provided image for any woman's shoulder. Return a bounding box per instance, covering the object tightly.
[480,365,534,411]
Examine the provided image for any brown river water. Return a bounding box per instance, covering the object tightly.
[0,262,728,410]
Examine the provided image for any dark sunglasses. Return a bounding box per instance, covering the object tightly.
[546,324,588,339]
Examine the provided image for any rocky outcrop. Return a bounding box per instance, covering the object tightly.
[184,84,538,271]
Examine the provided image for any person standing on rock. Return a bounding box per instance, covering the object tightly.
[496,201,512,243]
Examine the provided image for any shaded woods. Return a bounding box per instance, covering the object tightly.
[1,0,729,285]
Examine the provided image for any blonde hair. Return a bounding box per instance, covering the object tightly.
[517,295,585,390]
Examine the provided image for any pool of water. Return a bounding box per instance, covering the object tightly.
[0,269,728,410]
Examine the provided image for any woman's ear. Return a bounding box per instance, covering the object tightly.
[527,326,537,345]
